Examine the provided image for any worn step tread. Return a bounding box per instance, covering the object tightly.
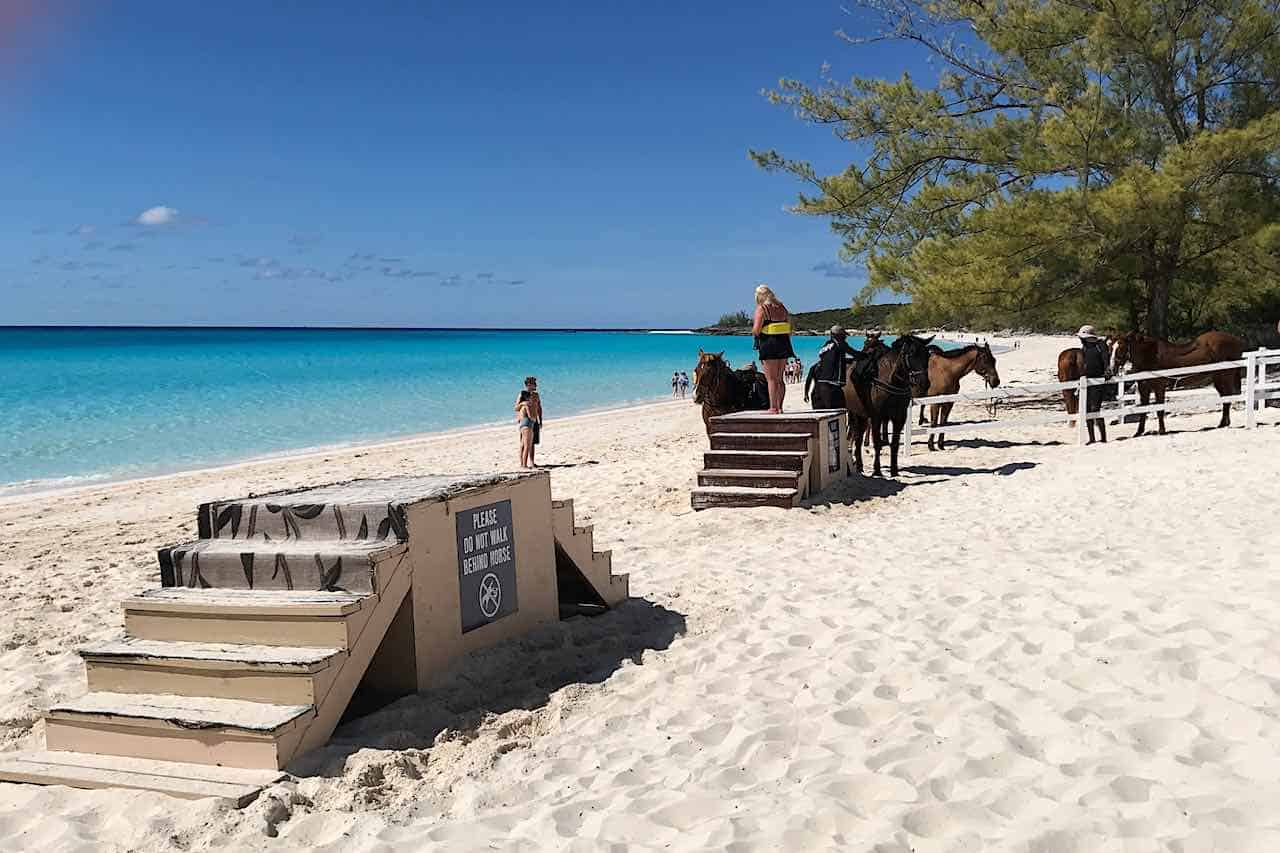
[164,539,406,557]
[126,588,367,616]
[691,486,799,496]
[707,432,812,439]
[703,450,809,458]
[695,468,802,479]
[48,692,312,732]
[0,750,286,806]
[79,639,343,670]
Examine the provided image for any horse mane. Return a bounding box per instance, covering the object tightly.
[931,344,979,359]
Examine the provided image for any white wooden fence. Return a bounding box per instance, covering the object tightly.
[902,347,1280,457]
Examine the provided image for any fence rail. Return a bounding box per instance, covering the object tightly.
[903,347,1279,456]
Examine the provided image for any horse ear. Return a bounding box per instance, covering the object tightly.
[716,351,724,359]
[698,348,705,356]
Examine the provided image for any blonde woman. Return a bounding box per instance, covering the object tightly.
[751,284,795,413]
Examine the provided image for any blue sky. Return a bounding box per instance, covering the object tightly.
[2,1,927,328]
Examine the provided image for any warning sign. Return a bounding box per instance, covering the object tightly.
[827,419,842,472]
[456,500,518,633]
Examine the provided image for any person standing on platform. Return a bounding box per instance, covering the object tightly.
[751,284,795,413]
[806,325,866,410]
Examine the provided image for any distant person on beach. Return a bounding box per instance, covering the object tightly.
[515,376,543,465]
[1078,326,1110,444]
[515,390,536,468]
[751,284,795,413]
[805,326,866,410]
[671,371,680,398]
[679,372,690,398]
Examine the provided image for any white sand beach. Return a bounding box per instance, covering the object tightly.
[1,333,1278,851]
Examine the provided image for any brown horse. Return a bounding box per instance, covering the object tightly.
[693,350,768,434]
[844,334,934,477]
[1111,331,1245,435]
[915,344,1001,450]
[1057,347,1086,417]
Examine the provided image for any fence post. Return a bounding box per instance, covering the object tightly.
[903,395,914,459]
[1076,374,1089,444]
[1245,350,1258,429]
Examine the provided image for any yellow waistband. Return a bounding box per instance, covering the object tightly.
[761,322,791,335]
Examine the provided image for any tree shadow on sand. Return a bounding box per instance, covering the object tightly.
[288,598,687,777]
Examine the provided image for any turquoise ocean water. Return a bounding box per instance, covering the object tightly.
[0,328,874,494]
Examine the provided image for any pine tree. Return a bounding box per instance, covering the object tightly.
[754,0,1280,336]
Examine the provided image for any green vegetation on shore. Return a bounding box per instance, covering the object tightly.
[698,302,902,334]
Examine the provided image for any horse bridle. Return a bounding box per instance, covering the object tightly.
[693,359,728,404]
[871,350,926,397]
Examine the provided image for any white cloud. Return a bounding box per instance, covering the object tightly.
[135,205,179,226]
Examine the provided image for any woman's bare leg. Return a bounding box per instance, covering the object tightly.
[763,359,786,412]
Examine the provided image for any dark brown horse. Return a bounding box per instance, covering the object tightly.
[1111,331,1245,435]
[693,350,768,434]
[844,334,934,477]
[916,344,1001,450]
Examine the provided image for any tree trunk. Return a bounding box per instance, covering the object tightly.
[1146,277,1170,339]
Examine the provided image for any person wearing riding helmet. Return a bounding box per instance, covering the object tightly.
[805,325,867,410]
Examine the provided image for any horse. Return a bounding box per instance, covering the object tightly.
[1111,331,1245,435]
[843,334,934,477]
[693,349,768,434]
[915,343,1001,450]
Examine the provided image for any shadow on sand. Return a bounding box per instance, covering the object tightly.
[290,598,687,777]
[903,460,1038,477]
[803,458,1038,507]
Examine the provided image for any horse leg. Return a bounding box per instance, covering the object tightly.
[918,404,926,426]
[1155,382,1167,434]
[850,415,865,473]
[927,404,938,452]
[870,415,884,477]
[1215,372,1233,427]
[938,402,955,450]
[1136,384,1149,436]
[889,411,903,477]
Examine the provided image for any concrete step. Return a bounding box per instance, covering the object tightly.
[157,539,408,593]
[0,750,287,807]
[696,468,804,489]
[198,499,407,543]
[708,432,812,452]
[79,639,345,705]
[124,589,371,648]
[691,486,799,510]
[45,692,314,770]
[703,450,808,471]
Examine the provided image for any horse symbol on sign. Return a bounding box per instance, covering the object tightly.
[478,572,502,618]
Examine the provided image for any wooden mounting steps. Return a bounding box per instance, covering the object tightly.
[552,499,629,606]
[0,751,286,807]
[694,410,850,510]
